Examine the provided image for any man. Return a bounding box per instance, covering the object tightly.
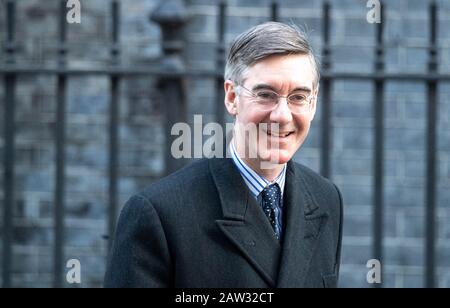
[104,22,343,288]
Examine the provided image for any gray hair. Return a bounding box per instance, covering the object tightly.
[224,22,320,88]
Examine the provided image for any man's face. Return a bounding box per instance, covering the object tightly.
[225,54,318,167]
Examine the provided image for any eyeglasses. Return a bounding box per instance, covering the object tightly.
[237,84,315,114]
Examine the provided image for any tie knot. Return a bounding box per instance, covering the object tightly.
[261,183,281,205]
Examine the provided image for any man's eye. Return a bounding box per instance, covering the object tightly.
[289,94,307,103]
[256,91,277,100]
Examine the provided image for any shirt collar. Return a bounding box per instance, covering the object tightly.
[229,139,286,199]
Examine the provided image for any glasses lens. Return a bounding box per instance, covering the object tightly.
[288,94,310,113]
[255,90,277,102]
[240,85,312,113]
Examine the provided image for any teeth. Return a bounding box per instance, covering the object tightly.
[267,131,291,137]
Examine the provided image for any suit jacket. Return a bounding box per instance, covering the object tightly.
[104,158,343,288]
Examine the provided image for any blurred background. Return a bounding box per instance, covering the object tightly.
[0,0,450,288]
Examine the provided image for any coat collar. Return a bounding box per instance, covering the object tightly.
[209,158,281,286]
[209,158,329,288]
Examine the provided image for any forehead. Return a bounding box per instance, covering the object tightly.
[243,54,315,89]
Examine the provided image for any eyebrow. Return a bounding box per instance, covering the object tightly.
[252,83,312,94]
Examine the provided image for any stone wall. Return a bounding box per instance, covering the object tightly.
[0,0,449,288]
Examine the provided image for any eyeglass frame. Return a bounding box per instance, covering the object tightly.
[235,83,316,114]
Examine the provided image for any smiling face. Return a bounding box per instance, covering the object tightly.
[225,53,318,171]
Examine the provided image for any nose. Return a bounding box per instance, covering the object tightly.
[270,97,293,124]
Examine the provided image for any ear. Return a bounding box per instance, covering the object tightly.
[224,80,238,116]
[309,84,319,121]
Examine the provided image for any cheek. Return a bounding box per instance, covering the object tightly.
[238,105,270,124]
[293,115,312,143]
[293,114,311,130]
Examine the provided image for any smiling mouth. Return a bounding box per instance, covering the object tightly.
[266,130,294,138]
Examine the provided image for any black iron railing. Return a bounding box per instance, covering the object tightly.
[0,0,444,287]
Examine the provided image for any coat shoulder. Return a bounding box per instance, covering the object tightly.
[291,162,334,188]
[135,159,215,209]
[290,161,342,210]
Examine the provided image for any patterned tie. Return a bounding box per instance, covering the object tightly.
[260,183,282,240]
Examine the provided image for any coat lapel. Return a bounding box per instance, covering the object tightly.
[209,158,281,287]
[276,161,329,287]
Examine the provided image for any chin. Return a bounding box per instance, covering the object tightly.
[274,150,293,164]
[260,149,293,165]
